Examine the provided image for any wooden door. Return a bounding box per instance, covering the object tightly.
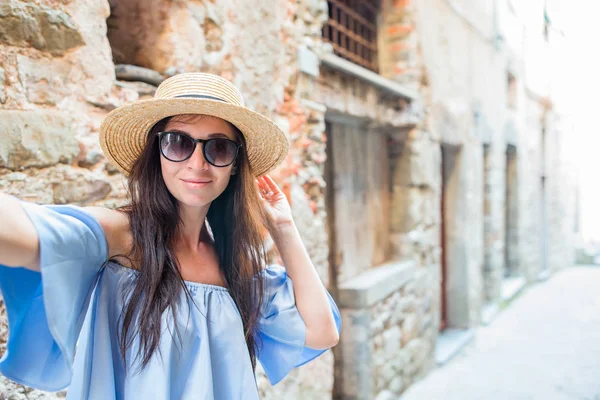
[325,119,391,284]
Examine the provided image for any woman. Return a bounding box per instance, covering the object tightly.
[0,73,340,399]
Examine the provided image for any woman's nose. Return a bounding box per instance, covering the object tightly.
[187,143,209,170]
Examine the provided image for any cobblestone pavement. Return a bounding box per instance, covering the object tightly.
[401,266,600,400]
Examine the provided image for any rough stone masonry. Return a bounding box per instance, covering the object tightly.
[0,0,577,399]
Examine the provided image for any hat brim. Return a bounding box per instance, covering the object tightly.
[99,98,289,177]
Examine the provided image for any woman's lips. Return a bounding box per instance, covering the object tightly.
[181,179,212,188]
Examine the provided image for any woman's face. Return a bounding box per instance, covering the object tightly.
[160,114,238,209]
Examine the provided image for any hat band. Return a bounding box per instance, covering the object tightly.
[174,94,227,102]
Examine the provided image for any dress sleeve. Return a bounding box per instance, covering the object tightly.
[0,202,108,392]
[255,264,341,386]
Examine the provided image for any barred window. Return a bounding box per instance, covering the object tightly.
[322,0,381,72]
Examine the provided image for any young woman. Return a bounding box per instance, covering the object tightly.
[0,73,340,399]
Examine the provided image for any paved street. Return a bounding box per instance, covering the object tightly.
[401,266,600,400]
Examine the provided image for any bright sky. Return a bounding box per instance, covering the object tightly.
[561,2,600,242]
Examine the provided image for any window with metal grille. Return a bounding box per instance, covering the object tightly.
[322,0,381,72]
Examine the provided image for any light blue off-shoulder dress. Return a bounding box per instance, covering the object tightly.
[0,202,341,399]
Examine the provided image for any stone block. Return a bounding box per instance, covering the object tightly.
[0,110,79,169]
[420,314,432,334]
[389,376,404,393]
[412,267,430,294]
[391,186,423,232]
[391,136,439,189]
[383,326,402,355]
[422,190,439,226]
[0,66,5,104]
[338,261,416,308]
[371,311,391,335]
[0,170,54,204]
[297,45,320,77]
[389,232,416,260]
[390,352,407,371]
[77,135,104,167]
[397,295,418,314]
[0,164,111,205]
[405,338,427,366]
[401,314,418,346]
[288,183,329,284]
[0,374,65,399]
[410,139,440,188]
[16,54,72,105]
[380,362,396,383]
[0,1,84,55]
[53,169,111,204]
[374,390,395,400]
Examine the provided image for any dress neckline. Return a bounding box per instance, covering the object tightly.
[106,261,230,292]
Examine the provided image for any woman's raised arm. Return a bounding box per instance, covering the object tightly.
[0,194,40,270]
[0,194,131,271]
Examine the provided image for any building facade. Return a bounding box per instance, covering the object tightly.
[0,0,576,398]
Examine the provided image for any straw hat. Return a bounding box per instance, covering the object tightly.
[99,73,289,177]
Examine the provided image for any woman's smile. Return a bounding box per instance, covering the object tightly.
[181,178,213,189]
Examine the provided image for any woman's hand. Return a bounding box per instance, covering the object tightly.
[256,175,294,228]
[256,176,340,349]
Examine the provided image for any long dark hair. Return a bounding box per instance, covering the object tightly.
[116,115,274,371]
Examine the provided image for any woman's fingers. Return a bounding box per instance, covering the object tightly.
[263,175,280,194]
[256,177,273,198]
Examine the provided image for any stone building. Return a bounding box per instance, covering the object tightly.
[0,0,576,399]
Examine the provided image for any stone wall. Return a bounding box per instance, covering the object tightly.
[505,145,519,277]
[378,0,422,90]
[269,0,574,397]
[391,0,494,330]
[482,144,503,303]
[0,0,577,398]
[293,46,438,396]
[335,262,435,400]
[0,0,340,397]
[518,96,576,281]
[545,113,577,272]
[517,96,545,281]
[370,267,434,398]
[0,0,135,207]
[0,1,125,397]
[1,2,435,399]
[407,0,575,321]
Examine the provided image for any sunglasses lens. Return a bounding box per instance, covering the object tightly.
[160,132,195,161]
[205,139,238,166]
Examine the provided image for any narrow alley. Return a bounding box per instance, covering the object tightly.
[401,266,600,400]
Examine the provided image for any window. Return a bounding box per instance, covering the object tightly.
[322,0,381,72]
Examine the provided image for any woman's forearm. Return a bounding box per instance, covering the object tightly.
[0,194,40,270]
[271,222,339,349]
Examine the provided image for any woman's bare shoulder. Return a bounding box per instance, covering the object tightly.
[84,207,132,259]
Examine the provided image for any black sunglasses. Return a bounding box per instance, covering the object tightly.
[157,131,242,167]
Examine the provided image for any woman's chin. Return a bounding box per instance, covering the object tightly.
[175,193,213,209]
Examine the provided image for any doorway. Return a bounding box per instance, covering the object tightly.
[325,116,393,399]
[504,145,518,277]
[440,145,460,331]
